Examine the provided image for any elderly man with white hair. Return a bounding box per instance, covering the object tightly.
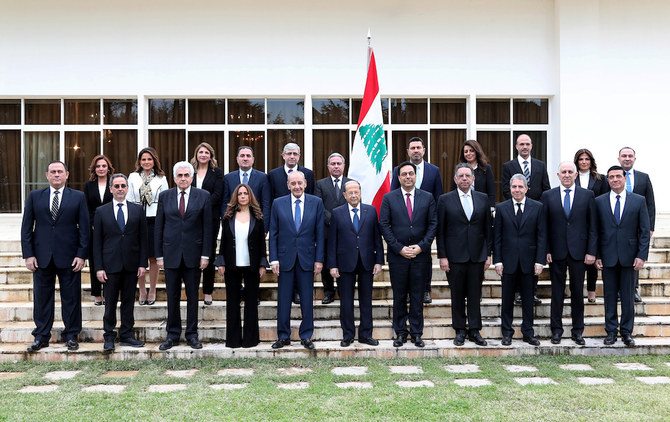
[155,161,212,350]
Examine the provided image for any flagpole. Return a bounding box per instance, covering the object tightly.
[367,29,372,67]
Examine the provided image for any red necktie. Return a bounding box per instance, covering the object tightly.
[406,193,413,221]
[179,191,185,218]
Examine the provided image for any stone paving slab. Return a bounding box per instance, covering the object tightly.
[277,367,313,376]
[559,364,594,371]
[577,377,615,385]
[335,381,373,389]
[82,384,126,393]
[147,384,187,393]
[454,378,492,387]
[0,372,23,379]
[504,365,537,373]
[101,370,139,378]
[44,370,82,380]
[277,382,309,390]
[636,376,670,384]
[444,364,480,373]
[514,377,557,386]
[613,363,653,371]
[165,369,199,378]
[389,365,423,374]
[210,383,248,390]
[217,368,254,377]
[396,380,434,388]
[19,385,59,393]
[331,366,368,376]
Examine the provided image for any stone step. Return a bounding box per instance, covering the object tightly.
[3,337,670,362]
[1,297,669,323]
[2,315,670,344]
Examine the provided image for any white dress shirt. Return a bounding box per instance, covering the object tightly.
[459,189,474,219]
[348,203,359,223]
[112,199,128,225]
[610,190,627,219]
[560,184,575,210]
[401,188,415,212]
[578,171,590,189]
[517,155,531,173]
[234,219,251,266]
[49,187,62,210]
[239,169,252,184]
[177,186,192,211]
[291,194,304,222]
[97,183,106,202]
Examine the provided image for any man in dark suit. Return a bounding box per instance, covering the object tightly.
[223,145,271,232]
[390,137,442,303]
[328,180,384,347]
[618,147,655,302]
[315,152,351,304]
[501,134,550,304]
[269,171,325,350]
[155,162,212,350]
[595,166,650,346]
[437,163,492,347]
[540,162,597,346]
[21,160,89,352]
[93,174,148,351]
[380,161,437,348]
[267,142,315,200]
[494,173,547,346]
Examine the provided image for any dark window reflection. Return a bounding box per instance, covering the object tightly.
[267,99,304,124]
[24,132,59,197]
[65,131,100,191]
[104,99,138,124]
[390,99,427,124]
[230,131,266,173]
[0,130,21,212]
[189,99,226,124]
[430,129,467,191]
[512,130,547,162]
[476,131,511,203]
[476,99,510,124]
[104,129,138,177]
[0,100,21,125]
[149,99,185,124]
[228,99,265,124]
[513,99,548,124]
[313,130,349,180]
[392,130,428,168]
[149,129,186,186]
[25,100,61,125]
[352,98,389,125]
[65,100,100,125]
[431,99,466,124]
[266,129,304,171]
[312,99,349,124]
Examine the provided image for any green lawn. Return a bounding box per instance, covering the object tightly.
[1,355,669,421]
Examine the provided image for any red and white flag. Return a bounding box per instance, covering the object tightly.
[348,47,391,215]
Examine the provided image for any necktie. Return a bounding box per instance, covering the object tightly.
[294,199,301,231]
[415,166,422,188]
[51,190,60,221]
[626,172,632,192]
[352,208,359,232]
[523,161,530,184]
[117,203,125,231]
[516,202,523,226]
[563,189,571,217]
[179,191,185,218]
[614,195,621,225]
[462,194,472,220]
[242,172,249,185]
[288,168,293,174]
[334,178,340,198]
[406,193,413,221]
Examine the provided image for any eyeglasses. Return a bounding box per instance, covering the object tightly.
[112,184,127,188]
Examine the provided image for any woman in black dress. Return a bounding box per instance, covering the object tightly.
[450,139,496,209]
[83,155,114,305]
[189,142,224,305]
[216,184,267,348]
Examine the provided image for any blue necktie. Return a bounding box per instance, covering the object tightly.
[117,203,125,231]
[294,199,301,231]
[462,194,472,220]
[614,195,621,225]
[626,172,632,192]
[352,208,359,232]
[242,172,249,185]
[563,189,571,217]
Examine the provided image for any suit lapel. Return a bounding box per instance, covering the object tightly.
[356,205,368,233]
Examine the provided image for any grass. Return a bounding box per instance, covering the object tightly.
[0,355,669,421]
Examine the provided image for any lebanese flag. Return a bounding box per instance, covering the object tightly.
[348,48,391,215]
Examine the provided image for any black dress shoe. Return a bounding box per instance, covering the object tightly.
[571,334,586,345]
[393,335,408,347]
[453,332,466,346]
[204,300,213,306]
[300,338,315,350]
[501,336,512,346]
[94,300,104,306]
[533,296,542,305]
[523,336,540,346]
[467,331,487,346]
[138,300,147,306]
[186,338,203,349]
[622,334,635,346]
[587,297,596,303]
[358,337,379,346]
[159,338,178,350]
[551,332,561,344]
[322,294,335,305]
[634,292,642,303]
[120,338,145,347]
[27,340,49,352]
[603,333,617,345]
[66,339,79,351]
[423,292,432,304]
[147,300,155,306]
[412,336,425,347]
[340,338,353,347]
[103,339,115,351]
[271,339,290,349]
[514,294,522,305]
[292,291,301,305]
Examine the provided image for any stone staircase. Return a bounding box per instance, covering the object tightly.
[1,233,670,361]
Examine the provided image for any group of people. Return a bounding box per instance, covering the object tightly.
[19,133,654,352]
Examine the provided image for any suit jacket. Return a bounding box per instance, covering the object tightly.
[83,180,113,224]
[155,187,212,269]
[450,164,496,208]
[223,169,271,231]
[575,172,610,197]
[327,203,384,272]
[269,193,324,271]
[214,213,268,270]
[437,190,492,263]
[502,157,551,201]
[391,161,443,203]
[379,188,437,264]
[314,176,351,237]
[540,186,597,261]
[21,187,89,268]
[191,167,224,220]
[493,198,547,274]
[93,201,148,273]
[595,192,650,267]
[631,169,656,231]
[268,165,315,199]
